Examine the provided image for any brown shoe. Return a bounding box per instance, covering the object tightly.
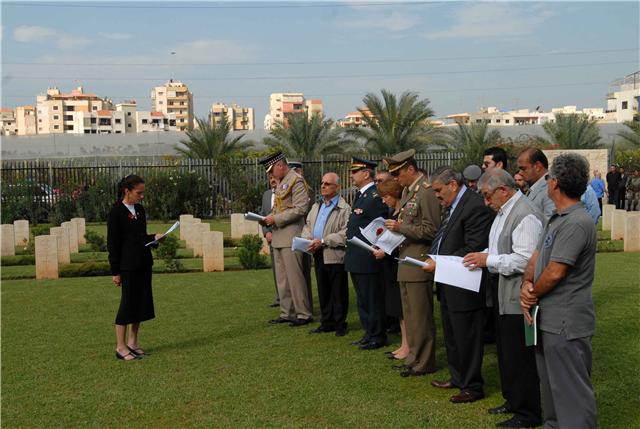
[450,390,484,404]
[431,379,455,389]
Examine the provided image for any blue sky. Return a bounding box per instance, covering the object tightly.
[1,1,638,128]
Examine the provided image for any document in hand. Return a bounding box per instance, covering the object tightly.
[245,212,265,222]
[145,221,180,247]
[347,236,376,253]
[359,216,405,255]
[397,256,429,268]
[428,254,482,293]
[292,236,313,255]
[523,305,539,347]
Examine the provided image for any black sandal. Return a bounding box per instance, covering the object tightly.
[127,346,147,357]
[115,351,138,361]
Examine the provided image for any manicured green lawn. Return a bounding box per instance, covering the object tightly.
[2,253,639,428]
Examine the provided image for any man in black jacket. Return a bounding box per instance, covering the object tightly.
[606,164,620,205]
[423,166,494,404]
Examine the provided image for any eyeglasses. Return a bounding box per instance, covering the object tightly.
[320,181,337,186]
[545,174,555,181]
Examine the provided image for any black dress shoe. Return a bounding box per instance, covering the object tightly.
[391,364,411,371]
[350,337,368,346]
[289,318,312,327]
[335,329,348,337]
[268,317,290,324]
[496,416,541,428]
[359,341,385,350]
[268,302,279,308]
[488,403,512,415]
[309,326,334,334]
[400,368,427,377]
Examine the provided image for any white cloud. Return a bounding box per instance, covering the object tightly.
[335,11,420,32]
[13,25,91,49]
[425,4,554,40]
[98,32,132,40]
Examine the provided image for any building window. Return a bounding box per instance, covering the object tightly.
[128,124,132,128]
[64,125,73,131]
[91,129,97,134]
[38,119,42,123]
[622,101,628,110]
[115,119,121,124]
[142,119,148,124]
[159,101,163,105]
[496,119,501,123]
[65,106,75,111]
[64,115,73,121]
[127,112,132,116]
[54,125,59,129]
[90,118,96,124]
[115,130,122,134]
[53,105,59,110]
[505,119,510,124]
[99,118,111,126]
[84,130,91,134]
[92,106,97,111]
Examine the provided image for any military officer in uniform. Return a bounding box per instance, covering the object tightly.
[345,157,389,349]
[383,149,442,377]
[260,152,313,326]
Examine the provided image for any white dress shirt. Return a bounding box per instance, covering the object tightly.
[486,191,542,276]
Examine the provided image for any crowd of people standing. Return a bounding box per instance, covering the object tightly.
[258,147,598,429]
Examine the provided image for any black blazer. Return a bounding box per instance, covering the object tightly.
[437,189,494,311]
[345,184,388,274]
[107,202,156,275]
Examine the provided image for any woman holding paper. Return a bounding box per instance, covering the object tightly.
[107,174,164,361]
[373,180,408,360]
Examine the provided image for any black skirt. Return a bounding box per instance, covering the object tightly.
[382,258,403,319]
[115,269,155,325]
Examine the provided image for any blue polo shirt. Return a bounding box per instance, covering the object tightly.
[313,194,340,239]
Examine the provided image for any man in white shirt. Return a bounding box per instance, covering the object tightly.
[463,169,544,428]
[517,148,555,219]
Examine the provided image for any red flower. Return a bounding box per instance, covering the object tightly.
[376,227,384,236]
[128,213,135,219]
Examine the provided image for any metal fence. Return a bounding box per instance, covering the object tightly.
[1,152,463,218]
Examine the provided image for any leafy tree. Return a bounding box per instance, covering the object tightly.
[263,112,352,158]
[175,116,252,161]
[616,121,640,147]
[536,113,601,149]
[443,122,501,169]
[344,89,437,154]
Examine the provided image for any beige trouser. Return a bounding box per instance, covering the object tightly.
[400,280,436,373]
[273,247,312,321]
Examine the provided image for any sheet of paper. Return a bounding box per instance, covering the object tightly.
[524,305,539,347]
[347,236,376,254]
[291,236,313,255]
[397,256,428,268]
[359,217,386,244]
[145,220,180,247]
[245,211,265,222]
[428,254,482,293]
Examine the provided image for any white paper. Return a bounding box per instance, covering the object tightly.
[359,217,405,255]
[145,221,180,247]
[292,236,313,255]
[397,256,429,268]
[245,211,265,222]
[428,254,482,293]
[347,236,376,253]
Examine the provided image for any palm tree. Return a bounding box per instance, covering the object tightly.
[444,122,501,168]
[175,116,252,161]
[536,113,601,149]
[263,112,352,158]
[344,89,437,154]
[616,121,640,147]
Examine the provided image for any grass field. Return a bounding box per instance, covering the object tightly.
[1,252,639,428]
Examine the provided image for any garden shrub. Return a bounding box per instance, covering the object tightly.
[85,230,107,252]
[0,180,48,224]
[59,262,111,277]
[237,234,268,269]
[1,255,36,266]
[144,170,211,222]
[153,235,183,272]
[223,237,239,248]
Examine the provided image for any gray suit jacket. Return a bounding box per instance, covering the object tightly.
[527,175,555,220]
[260,188,274,236]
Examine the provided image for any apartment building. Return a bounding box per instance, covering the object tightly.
[264,93,324,130]
[151,80,193,131]
[36,87,114,134]
[1,108,17,135]
[605,71,640,123]
[73,110,126,134]
[210,102,255,130]
[116,101,138,133]
[136,111,177,132]
[16,106,37,135]
[446,105,605,126]
[337,109,375,128]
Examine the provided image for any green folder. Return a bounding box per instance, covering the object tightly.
[524,305,539,347]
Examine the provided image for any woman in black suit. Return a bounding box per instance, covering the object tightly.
[372,180,408,360]
[108,175,163,361]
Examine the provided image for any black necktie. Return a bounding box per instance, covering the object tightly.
[430,206,452,255]
[355,190,362,200]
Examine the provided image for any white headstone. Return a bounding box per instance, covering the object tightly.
[623,213,640,252]
[611,209,627,240]
[182,218,202,249]
[242,219,262,237]
[203,231,224,272]
[191,223,211,257]
[35,235,58,279]
[13,220,29,246]
[231,213,246,239]
[1,224,16,256]
[50,227,71,264]
[61,221,79,253]
[179,214,194,241]
[602,204,615,231]
[71,218,86,245]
